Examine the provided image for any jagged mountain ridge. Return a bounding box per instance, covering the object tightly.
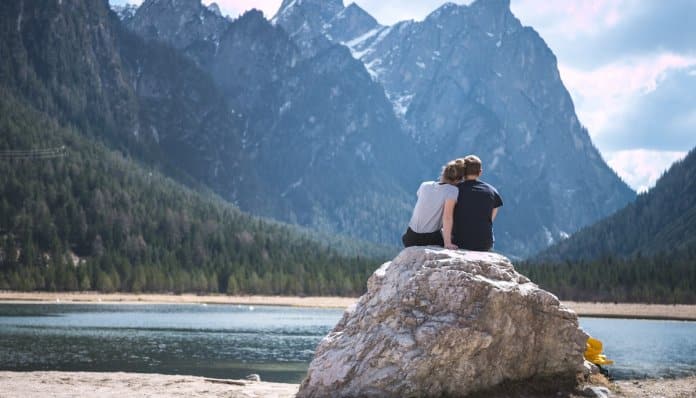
[126,0,425,243]
[272,0,379,56]
[272,0,635,256]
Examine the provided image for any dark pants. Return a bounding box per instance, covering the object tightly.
[453,241,493,251]
[402,227,444,248]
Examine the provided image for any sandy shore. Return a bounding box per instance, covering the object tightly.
[1,291,696,320]
[1,371,694,398]
[0,371,298,398]
[563,301,696,321]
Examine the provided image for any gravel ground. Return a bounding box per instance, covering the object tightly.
[612,376,696,397]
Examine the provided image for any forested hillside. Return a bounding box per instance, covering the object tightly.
[522,148,696,303]
[0,0,391,295]
[0,0,256,211]
[536,148,696,261]
[0,93,381,295]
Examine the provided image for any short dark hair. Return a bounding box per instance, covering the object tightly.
[462,155,482,176]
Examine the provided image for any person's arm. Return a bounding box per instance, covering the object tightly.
[491,189,503,222]
[442,199,458,250]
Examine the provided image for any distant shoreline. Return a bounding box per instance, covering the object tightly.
[0,291,356,309]
[1,292,695,320]
[562,301,696,322]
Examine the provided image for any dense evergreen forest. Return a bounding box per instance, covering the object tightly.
[0,94,383,295]
[522,148,696,304]
[518,248,696,304]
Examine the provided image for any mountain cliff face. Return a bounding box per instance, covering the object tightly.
[126,0,424,243]
[271,0,635,255]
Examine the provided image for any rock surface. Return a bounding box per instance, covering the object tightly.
[298,247,588,397]
[583,360,601,376]
[581,385,612,398]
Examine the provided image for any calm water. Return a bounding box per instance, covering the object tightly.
[580,317,696,379]
[0,303,695,383]
[0,303,341,383]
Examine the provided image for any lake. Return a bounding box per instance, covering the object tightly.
[0,303,694,383]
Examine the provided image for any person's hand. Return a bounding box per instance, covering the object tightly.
[445,243,458,250]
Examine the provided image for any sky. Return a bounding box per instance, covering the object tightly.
[111,0,696,193]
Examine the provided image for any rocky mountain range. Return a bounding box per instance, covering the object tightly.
[124,0,425,245]
[267,0,635,256]
[118,0,634,257]
[107,0,635,258]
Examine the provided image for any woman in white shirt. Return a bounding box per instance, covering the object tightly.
[402,160,462,249]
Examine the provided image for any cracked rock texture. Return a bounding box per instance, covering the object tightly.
[298,247,588,397]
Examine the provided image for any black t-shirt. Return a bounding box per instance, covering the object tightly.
[452,179,503,251]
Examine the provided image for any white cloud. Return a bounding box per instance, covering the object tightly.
[605,149,686,192]
[511,0,629,39]
[353,0,471,25]
[558,53,696,143]
[110,0,143,6]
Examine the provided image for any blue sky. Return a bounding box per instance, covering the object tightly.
[111,0,696,192]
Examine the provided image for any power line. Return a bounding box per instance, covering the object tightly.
[0,146,67,160]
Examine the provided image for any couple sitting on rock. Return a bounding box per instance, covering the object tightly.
[402,155,503,251]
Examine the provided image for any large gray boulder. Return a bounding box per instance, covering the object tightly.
[298,247,588,397]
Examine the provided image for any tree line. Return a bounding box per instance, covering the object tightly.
[518,246,696,304]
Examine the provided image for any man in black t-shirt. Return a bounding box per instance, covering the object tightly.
[452,155,503,251]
